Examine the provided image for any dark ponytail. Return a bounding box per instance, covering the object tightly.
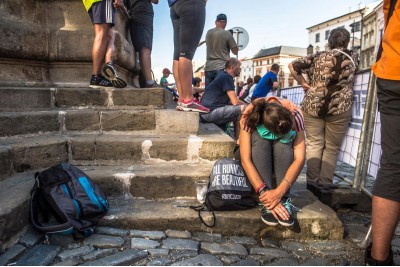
[244,99,267,130]
[244,99,293,135]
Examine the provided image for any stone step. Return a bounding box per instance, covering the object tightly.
[0,170,343,251]
[0,87,168,111]
[0,123,235,176]
[101,191,343,240]
[0,109,198,137]
[0,161,212,250]
[80,163,214,199]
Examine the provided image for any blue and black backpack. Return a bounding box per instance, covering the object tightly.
[30,163,109,238]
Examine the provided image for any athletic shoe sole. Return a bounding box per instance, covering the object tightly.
[179,106,209,113]
[261,216,279,226]
[277,219,294,227]
[103,64,127,88]
[89,84,112,89]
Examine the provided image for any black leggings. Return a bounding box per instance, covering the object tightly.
[170,0,206,60]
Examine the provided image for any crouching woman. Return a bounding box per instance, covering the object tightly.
[238,96,306,226]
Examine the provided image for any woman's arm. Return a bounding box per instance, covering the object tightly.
[288,63,310,91]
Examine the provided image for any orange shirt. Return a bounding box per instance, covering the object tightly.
[372,0,400,80]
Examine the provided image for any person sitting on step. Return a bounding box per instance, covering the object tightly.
[236,96,306,226]
[200,57,247,140]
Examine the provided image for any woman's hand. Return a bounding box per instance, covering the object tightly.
[270,202,289,221]
[259,189,283,210]
[301,82,311,92]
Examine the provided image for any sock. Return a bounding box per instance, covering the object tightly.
[146,80,154,85]
[182,98,193,104]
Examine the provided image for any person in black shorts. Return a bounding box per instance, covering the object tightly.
[365,0,400,265]
[126,0,159,88]
[85,0,127,88]
[168,0,210,113]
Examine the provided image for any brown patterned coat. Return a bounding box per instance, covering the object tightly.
[291,49,358,118]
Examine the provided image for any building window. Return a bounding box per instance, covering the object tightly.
[353,21,361,32]
[325,30,330,40]
[267,59,270,64]
[271,58,274,63]
[315,33,320,43]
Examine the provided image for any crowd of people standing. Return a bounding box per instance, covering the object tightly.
[82,0,399,265]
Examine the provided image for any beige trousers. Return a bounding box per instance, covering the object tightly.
[304,109,352,184]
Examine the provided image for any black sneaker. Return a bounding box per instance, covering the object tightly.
[102,62,127,88]
[89,75,112,88]
[365,243,394,265]
[278,198,295,227]
[260,204,278,226]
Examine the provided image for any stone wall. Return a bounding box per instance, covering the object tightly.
[0,0,138,87]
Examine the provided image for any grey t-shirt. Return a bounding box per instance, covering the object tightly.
[205,28,237,71]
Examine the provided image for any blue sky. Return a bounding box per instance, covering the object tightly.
[151,0,379,76]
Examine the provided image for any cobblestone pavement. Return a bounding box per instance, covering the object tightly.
[1,209,400,266]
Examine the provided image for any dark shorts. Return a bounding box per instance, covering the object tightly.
[170,0,206,60]
[127,0,154,51]
[372,78,400,202]
[200,105,242,125]
[129,21,153,51]
[88,0,116,26]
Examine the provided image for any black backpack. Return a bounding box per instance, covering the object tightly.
[30,163,109,237]
[191,158,258,227]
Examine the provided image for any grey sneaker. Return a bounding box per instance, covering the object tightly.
[145,82,160,88]
[102,62,127,88]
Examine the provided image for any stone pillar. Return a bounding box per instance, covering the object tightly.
[0,0,138,87]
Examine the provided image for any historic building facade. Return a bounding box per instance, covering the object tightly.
[252,46,306,88]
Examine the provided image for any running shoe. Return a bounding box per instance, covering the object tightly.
[102,62,127,88]
[176,101,184,111]
[89,75,112,88]
[145,82,160,88]
[178,99,210,113]
[260,204,278,226]
[278,198,295,227]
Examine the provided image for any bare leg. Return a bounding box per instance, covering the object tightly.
[92,24,111,75]
[173,60,181,97]
[178,57,194,101]
[105,27,115,64]
[139,47,153,81]
[371,195,400,261]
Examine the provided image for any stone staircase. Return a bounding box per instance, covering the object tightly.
[0,86,344,252]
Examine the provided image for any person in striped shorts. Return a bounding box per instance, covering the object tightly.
[82,0,127,89]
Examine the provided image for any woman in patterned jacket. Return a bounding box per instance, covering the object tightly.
[288,28,358,185]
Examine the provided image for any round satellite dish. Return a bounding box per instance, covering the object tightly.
[229,27,249,51]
